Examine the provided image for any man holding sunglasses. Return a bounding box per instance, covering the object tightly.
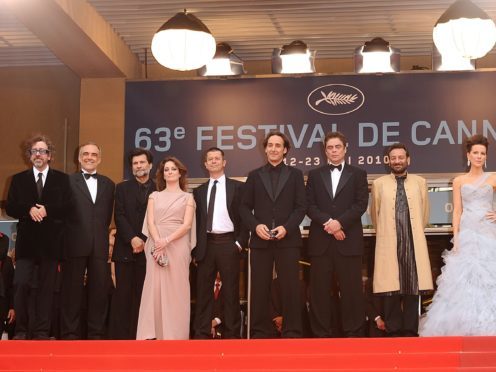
[6,134,70,339]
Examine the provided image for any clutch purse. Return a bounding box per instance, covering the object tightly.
[151,249,169,267]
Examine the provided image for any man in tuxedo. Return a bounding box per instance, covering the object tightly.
[108,148,155,339]
[193,147,247,339]
[6,134,70,339]
[240,131,306,338]
[61,142,115,339]
[306,131,368,337]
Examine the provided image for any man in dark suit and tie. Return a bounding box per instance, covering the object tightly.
[108,148,155,339]
[240,131,306,338]
[193,147,247,339]
[306,131,369,337]
[6,134,70,339]
[61,142,115,340]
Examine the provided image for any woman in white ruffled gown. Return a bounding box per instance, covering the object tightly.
[420,135,496,336]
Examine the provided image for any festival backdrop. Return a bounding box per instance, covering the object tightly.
[125,70,496,179]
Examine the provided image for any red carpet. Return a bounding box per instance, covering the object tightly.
[1,337,495,371]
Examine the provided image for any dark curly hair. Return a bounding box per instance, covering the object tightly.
[24,134,54,162]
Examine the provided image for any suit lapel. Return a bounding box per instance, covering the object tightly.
[25,169,39,200]
[273,165,290,201]
[259,166,275,201]
[334,166,352,198]
[41,168,53,200]
[75,173,93,203]
[226,178,235,209]
[201,181,209,217]
[320,167,334,200]
[131,178,139,205]
[95,175,105,204]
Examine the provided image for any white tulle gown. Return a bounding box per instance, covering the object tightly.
[420,173,496,336]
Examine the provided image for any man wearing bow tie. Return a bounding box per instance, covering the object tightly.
[6,135,70,339]
[306,131,368,337]
[61,142,115,339]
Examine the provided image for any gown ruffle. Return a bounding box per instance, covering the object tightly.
[420,175,496,336]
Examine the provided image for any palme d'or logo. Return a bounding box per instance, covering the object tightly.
[307,84,365,116]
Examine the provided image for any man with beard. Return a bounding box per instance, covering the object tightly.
[370,143,433,337]
[108,148,155,339]
[6,134,70,339]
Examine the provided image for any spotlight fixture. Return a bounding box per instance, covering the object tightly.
[276,40,315,74]
[357,37,398,73]
[433,0,496,60]
[199,42,245,76]
[151,9,216,71]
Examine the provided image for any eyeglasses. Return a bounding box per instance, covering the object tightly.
[29,149,50,155]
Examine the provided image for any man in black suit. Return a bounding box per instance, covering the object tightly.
[61,142,115,340]
[193,147,247,339]
[6,134,70,339]
[108,148,155,339]
[306,131,369,337]
[240,131,306,338]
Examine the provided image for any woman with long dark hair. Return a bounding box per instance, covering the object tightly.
[136,157,196,339]
[420,135,496,336]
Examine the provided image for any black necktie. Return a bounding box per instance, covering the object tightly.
[329,164,342,172]
[206,180,218,232]
[83,172,97,180]
[36,172,43,200]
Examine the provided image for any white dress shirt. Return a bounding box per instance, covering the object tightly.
[33,166,49,186]
[207,175,234,234]
[82,171,98,203]
[330,161,345,197]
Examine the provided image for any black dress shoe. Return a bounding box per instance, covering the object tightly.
[32,334,50,340]
[13,333,27,340]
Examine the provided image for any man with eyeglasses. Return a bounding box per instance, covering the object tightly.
[6,134,71,339]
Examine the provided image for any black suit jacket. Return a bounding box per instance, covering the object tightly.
[240,163,306,249]
[6,168,70,260]
[306,164,368,256]
[112,178,155,264]
[64,172,115,259]
[193,177,248,262]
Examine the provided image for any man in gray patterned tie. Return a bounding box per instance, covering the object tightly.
[370,143,433,336]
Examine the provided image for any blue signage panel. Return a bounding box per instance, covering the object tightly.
[125,71,496,178]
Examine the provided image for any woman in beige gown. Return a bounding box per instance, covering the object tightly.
[136,156,196,340]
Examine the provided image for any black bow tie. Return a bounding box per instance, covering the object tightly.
[82,172,97,180]
[329,164,342,172]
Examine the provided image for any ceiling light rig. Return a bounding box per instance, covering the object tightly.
[356,37,399,73]
[199,42,245,76]
[151,9,216,71]
[433,0,496,70]
[273,40,316,74]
